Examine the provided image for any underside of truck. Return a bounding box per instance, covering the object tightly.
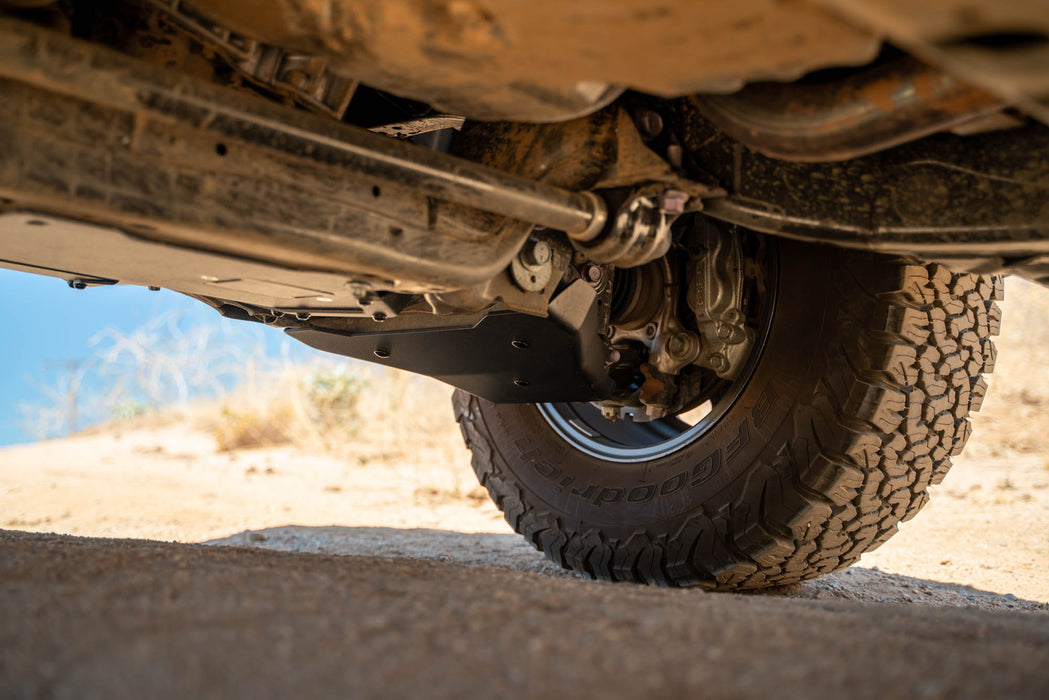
[1,0,1045,588]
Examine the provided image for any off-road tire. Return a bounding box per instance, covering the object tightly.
[453,239,1002,589]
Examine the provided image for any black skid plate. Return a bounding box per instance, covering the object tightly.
[287,281,615,404]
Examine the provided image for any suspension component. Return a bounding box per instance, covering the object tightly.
[511,238,555,292]
[0,19,611,293]
[568,187,694,268]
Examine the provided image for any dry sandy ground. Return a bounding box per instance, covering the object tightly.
[2,530,1048,700]
[2,277,1049,697]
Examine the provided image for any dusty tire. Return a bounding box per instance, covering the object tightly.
[453,239,1002,589]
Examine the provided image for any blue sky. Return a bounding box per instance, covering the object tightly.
[0,268,310,446]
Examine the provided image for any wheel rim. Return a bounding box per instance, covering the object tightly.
[537,381,749,463]
[537,402,719,462]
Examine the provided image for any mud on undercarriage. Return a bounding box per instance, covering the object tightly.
[0,3,1044,413]
[0,0,1027,589]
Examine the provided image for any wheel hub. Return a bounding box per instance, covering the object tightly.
[539,220,775,459]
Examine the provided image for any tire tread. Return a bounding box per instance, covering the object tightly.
[453,261,1000,589]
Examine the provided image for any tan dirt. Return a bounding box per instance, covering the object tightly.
[198,0,880,120]
[2,276,1049,697]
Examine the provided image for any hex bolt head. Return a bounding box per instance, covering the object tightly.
[667,333,689,358]
[716,323,735,341]
[584,264,604,284]
[520,240,552,267]
[708,353,728,372]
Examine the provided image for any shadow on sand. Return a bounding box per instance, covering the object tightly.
[208,525,1047,613]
